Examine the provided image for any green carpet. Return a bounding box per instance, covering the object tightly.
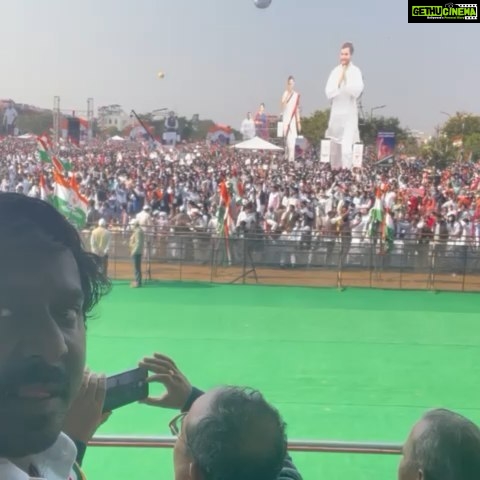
[82,282,480,479]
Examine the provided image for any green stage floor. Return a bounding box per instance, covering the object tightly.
[83,282,480,479]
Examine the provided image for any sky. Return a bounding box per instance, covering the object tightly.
[1,0,478,134]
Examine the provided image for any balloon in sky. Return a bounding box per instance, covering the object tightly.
[254,0,272,8]
[157,71,165,79]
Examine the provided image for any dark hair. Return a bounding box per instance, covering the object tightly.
[0,193,111,318]
[341,42,354,54]
[186,387,287,480]
[410,409,480,480]
[287,75,294,82]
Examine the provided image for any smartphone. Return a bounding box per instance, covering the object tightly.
[103,367,149,413]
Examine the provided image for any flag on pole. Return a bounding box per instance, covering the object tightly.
[218,180,234,237]
[37,137,52,164]
[51,170,88,229]
[368,189,383,237]
[37,136,64,172]
[39,174,52,202]
[384,211,395,253]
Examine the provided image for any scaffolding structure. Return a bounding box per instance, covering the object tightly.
[53,96,61,148]
[87,97,94,141]
[52,96,95,146]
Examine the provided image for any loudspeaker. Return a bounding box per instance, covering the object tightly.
[67,117,80,144]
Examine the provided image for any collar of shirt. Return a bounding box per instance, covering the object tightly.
[0,433,77,480]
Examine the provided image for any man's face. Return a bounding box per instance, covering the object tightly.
[174,391,218,480]
[340,47,351,66]
[398,420,427,480]
[0,247,86,457]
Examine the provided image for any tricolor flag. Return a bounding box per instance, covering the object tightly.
[52,170,88,229]
[37,136,64,172]
[384,212,395,252]
[218,180,234,237]
[39,173,52,202]
[368,190,383,237]
[37,137,52,164]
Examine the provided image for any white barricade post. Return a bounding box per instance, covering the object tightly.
[330,141,342,169]
[277,121,284,138]
[352,143,364,168]
[320,139,331,163]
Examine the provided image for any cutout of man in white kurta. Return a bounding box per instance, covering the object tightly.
[325,43,364,169]
[281,76,301,163]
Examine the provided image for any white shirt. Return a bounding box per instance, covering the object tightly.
[135,210,153,231]
[3,107,18,126]
[325,62,364,154]
[240,118,256,140]
[0,433,77,480]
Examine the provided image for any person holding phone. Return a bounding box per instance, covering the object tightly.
[0,193,111,479]
[139,353,302,480]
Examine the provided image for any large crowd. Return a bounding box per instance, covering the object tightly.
[2,186,480,480]
[1,136,480,265]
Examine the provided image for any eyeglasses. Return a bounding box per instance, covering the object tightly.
[169,412,187,436]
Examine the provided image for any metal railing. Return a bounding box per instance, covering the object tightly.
[82,229,480,291]
[90,435,403,455]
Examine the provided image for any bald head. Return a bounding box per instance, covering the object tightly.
[180,387,286,480]
[399,409,480,480]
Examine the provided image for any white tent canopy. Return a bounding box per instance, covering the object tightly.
[109,135,125,141]
[233,136,283,151]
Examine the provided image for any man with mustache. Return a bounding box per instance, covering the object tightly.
[0,193,111,479]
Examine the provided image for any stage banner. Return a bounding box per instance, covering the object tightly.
[320,139,331,163]
[376,131,395,161]
[352,143,364,168]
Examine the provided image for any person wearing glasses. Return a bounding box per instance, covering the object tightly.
[139,353,302,480]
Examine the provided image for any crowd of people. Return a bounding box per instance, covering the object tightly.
[1,192,480,480]
[1,136,480,274]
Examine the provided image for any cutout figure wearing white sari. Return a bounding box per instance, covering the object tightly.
[281,76,301,163]
[325,42,364,169]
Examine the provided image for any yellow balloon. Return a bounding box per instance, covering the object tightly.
[157,71,165,79]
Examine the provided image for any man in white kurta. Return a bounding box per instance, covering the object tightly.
[325,43,364,169]
[282,76,301,162]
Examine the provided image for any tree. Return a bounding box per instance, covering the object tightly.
[464,132,480,161]
[16,111,53,135]
[420,134,459,169]
[104,126,121,137]
[359,115,409,146]
[300,109,329,145]
[442,112,480,140]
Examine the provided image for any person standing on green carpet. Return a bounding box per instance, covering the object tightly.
[129,219,144,288]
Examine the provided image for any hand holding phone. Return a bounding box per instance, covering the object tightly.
[103,367,149,413]
[139,353,192,410]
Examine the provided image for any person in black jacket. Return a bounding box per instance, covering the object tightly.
[140,353,302,480]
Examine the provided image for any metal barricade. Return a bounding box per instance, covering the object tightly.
[80,229,480,292]
[90,435,403,455]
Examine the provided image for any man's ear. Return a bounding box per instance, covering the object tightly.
[189,461,203,480]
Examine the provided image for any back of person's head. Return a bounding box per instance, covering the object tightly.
[399,408,480,480]
[185,387,287,480]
